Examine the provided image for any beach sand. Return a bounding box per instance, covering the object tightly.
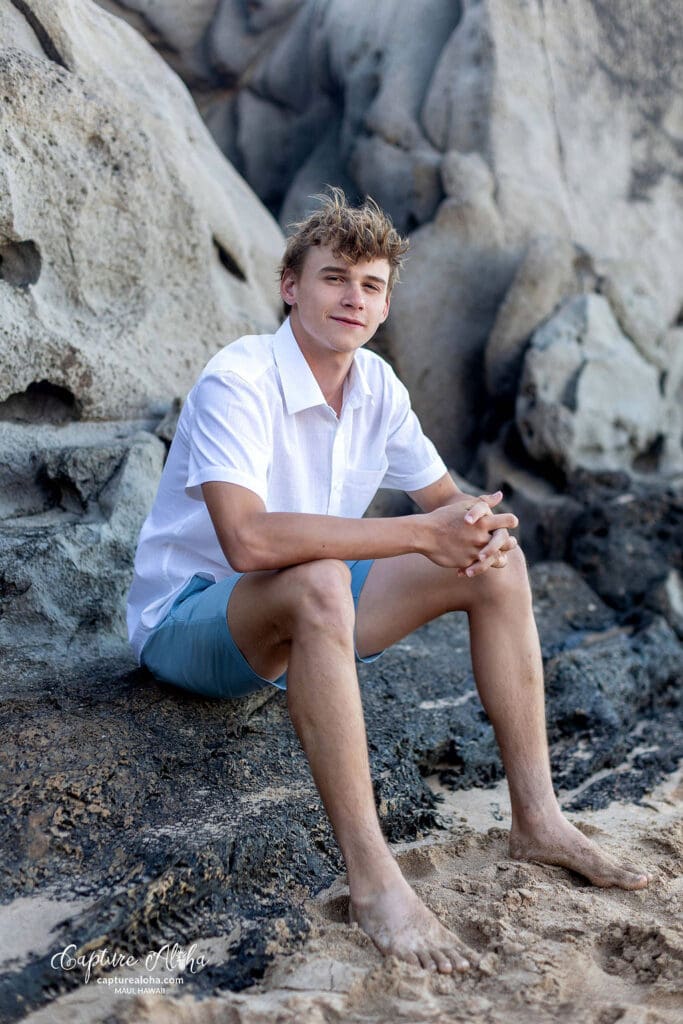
[18,767,682,1024]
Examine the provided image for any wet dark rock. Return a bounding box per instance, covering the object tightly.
[0,562,680,1020]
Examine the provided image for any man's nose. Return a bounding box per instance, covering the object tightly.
[342,281,364,307]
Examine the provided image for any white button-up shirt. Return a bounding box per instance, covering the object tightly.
[126,318,447,658]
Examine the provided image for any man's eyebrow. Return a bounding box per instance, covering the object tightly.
[318,265,388,285]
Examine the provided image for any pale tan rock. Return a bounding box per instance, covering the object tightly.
[516,294,666,473]
[422,0,683,322]
[597,261,670,370]
[485,236,588,399]
[0,0,283,421]
[660,326,683,473]
[91,0,683,470]
[385,160,515,471]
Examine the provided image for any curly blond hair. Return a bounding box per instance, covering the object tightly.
[279,187,409,305]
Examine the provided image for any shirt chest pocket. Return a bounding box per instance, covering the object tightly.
[341,459,388,517]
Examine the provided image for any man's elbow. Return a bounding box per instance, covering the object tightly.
[223,525,268,573]
[228,549,260,574]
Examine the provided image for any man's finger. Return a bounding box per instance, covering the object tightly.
[478,530,518,562]
[464,556,495,577]
[482,512,518,532]
[478,528,508,562]
[465,547,511,576]
[464,491,503,524]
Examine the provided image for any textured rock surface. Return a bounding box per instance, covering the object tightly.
[516,294,668,475]
[0,0,283,422]
[567,471,683,621]
[382,154,515,470]
[484,236,593,402]
[96,0,219,80]
[0,419,165,692]
[477,439,583,563]
[0,0,288,689]
[96,0,683,468]
[1,563,681,1019]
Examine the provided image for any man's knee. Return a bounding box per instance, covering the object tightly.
[285,559,355,635]
[470,544,532,608]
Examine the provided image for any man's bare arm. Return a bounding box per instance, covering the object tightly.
[202,479,518,574]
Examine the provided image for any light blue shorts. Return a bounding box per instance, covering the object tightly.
[140,560,383,700]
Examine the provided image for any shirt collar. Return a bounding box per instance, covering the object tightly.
[273,317,374,415]
[344,353,373,410]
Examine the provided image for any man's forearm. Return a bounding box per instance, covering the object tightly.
[202,480,517,575]
[224,510,427,572]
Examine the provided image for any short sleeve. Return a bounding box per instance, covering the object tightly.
[381,375,448,492]
[185,372,272,502]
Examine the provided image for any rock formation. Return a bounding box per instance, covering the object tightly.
[1,0,282,421]
[0,0,284,684]
[0,2,682,1019]
[2,563,681,1018]
[96,0,683,472]
[517,294,666,474]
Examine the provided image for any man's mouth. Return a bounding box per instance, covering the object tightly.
[331,316,365,327]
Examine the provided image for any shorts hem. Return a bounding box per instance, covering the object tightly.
[140,558,384,699]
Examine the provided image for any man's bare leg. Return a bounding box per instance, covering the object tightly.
[356,548,652,890]
[227,559,476,973]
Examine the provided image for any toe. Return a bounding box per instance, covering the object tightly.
[621,863,653,886]
[402,952,421,968]
[622,871,650,891]
[449,947,471,973]
[599,861,651,890]
[417,951,437,972]
[432,950,453,974]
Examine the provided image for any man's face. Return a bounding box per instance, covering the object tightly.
[281,245,391,361]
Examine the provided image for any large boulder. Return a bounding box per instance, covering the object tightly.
[105,0,683,468]
[0,0,285,684]
[516,294,670,475]
[382,152,516,472]
[0,0,283,422]
[420,0,683,463]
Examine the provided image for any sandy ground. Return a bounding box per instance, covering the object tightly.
[13,766,682,1024]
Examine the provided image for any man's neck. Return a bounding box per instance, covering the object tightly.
[289,322,355,416]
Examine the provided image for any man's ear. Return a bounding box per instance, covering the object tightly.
[380,293,391,323]
[280,268,298,308]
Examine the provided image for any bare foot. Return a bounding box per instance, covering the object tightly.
[349,874,477,974]
[510,815,652,890]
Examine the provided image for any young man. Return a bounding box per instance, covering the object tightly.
[127,190,651,976]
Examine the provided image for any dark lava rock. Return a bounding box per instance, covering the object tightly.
[567,470,683,616]
[0,562,680,1020]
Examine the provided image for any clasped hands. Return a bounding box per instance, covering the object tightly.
[425,490,519,578]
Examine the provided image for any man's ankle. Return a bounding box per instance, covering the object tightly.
[510,798,565,837]
[345,847,405,902]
